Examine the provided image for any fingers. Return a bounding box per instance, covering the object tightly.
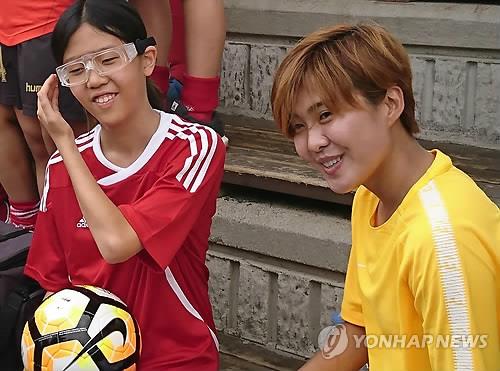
[37,75,60,122]
[37,75,56,111]
[35,74,74,144]
[36,76,52,119]
[51,83,60,113]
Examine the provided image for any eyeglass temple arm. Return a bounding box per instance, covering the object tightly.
[134,37,157,54]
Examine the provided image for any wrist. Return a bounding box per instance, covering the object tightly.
[55,133,76,153]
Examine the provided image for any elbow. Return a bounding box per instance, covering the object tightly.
[98,233,139,265]
[99,242,125,264]
[101,249,126,265]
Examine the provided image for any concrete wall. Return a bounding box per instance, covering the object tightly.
[219,0,500,148]
[208,195,349,359]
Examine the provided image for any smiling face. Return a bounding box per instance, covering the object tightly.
[291,83,392,194]
[63,23,152,126]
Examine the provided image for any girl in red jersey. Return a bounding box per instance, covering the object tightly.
[25,0,225,369]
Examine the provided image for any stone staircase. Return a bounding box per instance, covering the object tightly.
[212,186,350,369]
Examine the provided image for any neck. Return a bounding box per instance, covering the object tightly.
[99,102,160,168]
[364,126,434,225]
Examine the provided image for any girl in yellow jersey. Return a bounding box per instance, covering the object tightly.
[271,23,499,371]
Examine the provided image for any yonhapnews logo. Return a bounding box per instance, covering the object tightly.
[318,324,349,359]
[317,325,489,359]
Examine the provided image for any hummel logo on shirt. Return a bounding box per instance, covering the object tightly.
[76,217,88,228]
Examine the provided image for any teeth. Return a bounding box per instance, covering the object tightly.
[322,157,342,168]
[94,94,115,104]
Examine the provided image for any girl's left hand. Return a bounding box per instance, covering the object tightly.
[37,74,75,145]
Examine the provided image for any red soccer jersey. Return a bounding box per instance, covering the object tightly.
[25,111,225,370]
[0,0,74,46]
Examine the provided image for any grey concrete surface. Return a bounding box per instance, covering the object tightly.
[220,1,500,147]
[210,195,351,273]
[225,0,500,51]
[221,353,279,371]
[219,333,305,370]
[208,189,349,358]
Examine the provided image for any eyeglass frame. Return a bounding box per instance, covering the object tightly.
[55,37,157,87]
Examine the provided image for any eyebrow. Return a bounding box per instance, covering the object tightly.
[290,101,326,121]
[63,44,121,63]
[307,102,326,114]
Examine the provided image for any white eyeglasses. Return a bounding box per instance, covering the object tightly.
[55,37,156,87]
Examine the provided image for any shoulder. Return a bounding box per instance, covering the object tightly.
[161,112,226,163]
[399,172,498,262]
[419,165,498,235]
[165,113,224,147]
[397,149,498,246]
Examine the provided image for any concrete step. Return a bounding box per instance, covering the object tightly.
[221,353,278,371]
[220,333,305,370]
[212,184,352,274]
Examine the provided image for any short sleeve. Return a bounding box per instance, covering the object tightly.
[341,244,364,327]
[408,229,499,370]
[24,189,70,292]
[119,128,225,269]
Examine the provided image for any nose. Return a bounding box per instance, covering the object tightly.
[85,67,108,88]
[307,123,328,153]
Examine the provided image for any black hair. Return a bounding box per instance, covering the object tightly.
[52,0,164,110]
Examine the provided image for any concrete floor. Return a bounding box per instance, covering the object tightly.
[218,333,305,371]
[220,353,280,371]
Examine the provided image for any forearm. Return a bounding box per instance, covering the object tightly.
[300,322,368,371]
[56,138,140,263]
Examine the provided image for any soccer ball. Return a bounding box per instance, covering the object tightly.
[21,285,141,371]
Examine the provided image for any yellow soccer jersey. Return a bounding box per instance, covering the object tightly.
[341,150,499,371]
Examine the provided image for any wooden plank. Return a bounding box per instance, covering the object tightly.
[222,115,500,206]
[223,172,354,205]
[222,117,353,204]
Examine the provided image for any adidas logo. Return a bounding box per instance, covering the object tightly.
[76,217,88,228]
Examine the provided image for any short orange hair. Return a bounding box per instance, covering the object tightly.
[271,23,419,138]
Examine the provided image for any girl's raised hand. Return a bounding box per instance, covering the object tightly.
[37,74,75,145]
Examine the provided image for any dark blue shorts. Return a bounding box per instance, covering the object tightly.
[0,33,86,122]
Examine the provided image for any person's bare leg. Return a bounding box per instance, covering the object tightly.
[0,104,38,202]
[41,125,56,156]
[168,0,186,83]
[177,0,226,129]
[131,0,172,94]
[131,0,172,67]
[14,108,49,196]
[184,0,225,77]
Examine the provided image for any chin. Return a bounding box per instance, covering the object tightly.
[326,179,357,195]
[93,112,124,127]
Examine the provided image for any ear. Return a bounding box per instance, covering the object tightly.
[141,45,157,77]
[384,86,405,127]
